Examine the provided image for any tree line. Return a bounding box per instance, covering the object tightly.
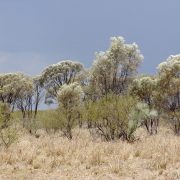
[0,36,179,141]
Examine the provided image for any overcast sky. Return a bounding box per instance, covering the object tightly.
[0,0,180,75]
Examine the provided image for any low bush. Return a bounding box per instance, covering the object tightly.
[130,103,159,135]
[0,103,17,148]
[83,94,138,141]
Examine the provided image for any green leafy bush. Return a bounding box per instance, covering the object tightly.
[0,103,17,148]
[83,94,138,141]
[128,103,159,138]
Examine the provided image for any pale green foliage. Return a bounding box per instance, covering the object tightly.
[0,103,11,128]
[157,55,180,93]
[57,82,84,139]
[130,76,158,106]
[149,109,158,118]
[0,73,44,119]
[90,36,143,96]
[0,73,34,115]
[84,97,158,141]
[0,127,17,148]
[0,73,33,106]
[128,103,147,138]
[157,55,180,134]
[13,74,34,119]
[58,82,83,108]
[41,60,84,102]
[2,36,180,142]
[0,103,17,148]
[82,100,98,128]
[128,102,158,136]
[84,94,138,141]
[157,55,180,105]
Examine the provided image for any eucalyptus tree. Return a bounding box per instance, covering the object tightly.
[130,75,158,107]
[57,82,84,139]
[0,73,42,119]
[15,74,34,119]
[130,76,160,133]
[90,36,143,97]
[157,55,180,111]
[16,75,45,120]
[33,76,44,118]
[0,73,23,107]
[41,60,84,103]
[157,55,180,134]
[0,73,33,112]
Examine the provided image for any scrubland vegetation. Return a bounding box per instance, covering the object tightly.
[0,36,180,179]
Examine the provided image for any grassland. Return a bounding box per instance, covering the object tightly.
[0,114,179,180]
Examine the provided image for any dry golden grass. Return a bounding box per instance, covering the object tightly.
[0,127,179,180]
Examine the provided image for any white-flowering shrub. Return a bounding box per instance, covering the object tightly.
[157,55,180,134]
[0,73,33,111]
[58,82,83,108]
[130,75,158,106]
[0,73,43,121]
[90,36,143,96]
[57,82,84,139]
[41,60,84,102]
